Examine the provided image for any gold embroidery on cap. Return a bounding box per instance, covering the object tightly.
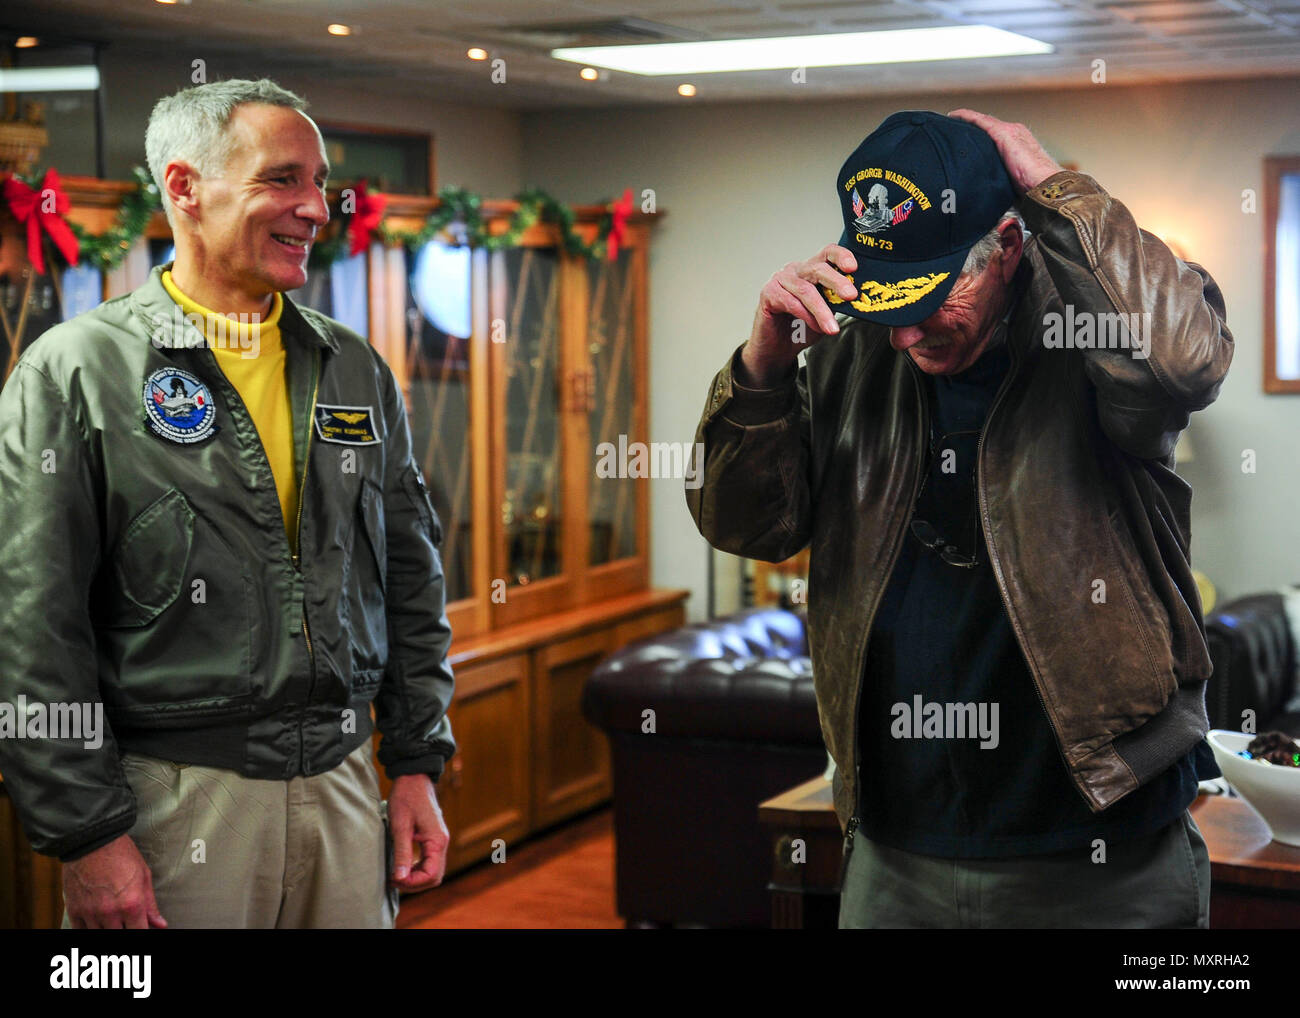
[822,271,951,313]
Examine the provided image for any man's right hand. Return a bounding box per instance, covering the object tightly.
[63,834,167,929]
[740,244,859,387]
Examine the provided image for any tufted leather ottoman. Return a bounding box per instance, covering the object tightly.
[582,607,825,927]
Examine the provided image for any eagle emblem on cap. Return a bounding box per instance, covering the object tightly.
[851,183,917,235]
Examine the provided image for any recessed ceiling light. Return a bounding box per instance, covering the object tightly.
[15,37,39,48]
[554,27,1051,75]
[327,24,353,37]
[467,47,488,61]
[678,83,696,97]
[579,67,599,81]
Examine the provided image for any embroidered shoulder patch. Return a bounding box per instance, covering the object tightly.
[314,404,381,445]
[142,367,218,444]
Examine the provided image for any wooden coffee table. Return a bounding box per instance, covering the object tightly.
[1189,792,1300,927]
[758,777,1300,929]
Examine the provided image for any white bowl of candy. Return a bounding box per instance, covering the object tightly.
[1208,730,1300,846]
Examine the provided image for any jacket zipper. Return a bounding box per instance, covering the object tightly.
[198,318,322,776]
[291,348,319,569]
[842,359,928,862]
[974,335,1078,794]
[293,349,321,773]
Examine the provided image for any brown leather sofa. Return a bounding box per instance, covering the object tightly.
[582,607,825,928]
[1204,592,1300,737]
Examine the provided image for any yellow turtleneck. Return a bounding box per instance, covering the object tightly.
[161,270,298,545]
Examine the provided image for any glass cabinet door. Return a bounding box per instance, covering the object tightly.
[491,244,565,599]
[586,247,640,568]
[148,239,176,270]
[0,261,94,388]
[289,251,369,337]
[404,239,475,606]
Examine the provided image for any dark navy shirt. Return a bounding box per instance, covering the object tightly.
[857,328,1218,858]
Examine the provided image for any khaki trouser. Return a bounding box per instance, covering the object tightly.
[839,808,1211,929]
[63,740,399,929]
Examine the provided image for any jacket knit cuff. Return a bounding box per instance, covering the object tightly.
[385,754,446,784]
[716,344,798,426]
[56,811,138,863]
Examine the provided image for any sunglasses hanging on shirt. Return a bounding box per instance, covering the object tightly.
[909,427,982,569]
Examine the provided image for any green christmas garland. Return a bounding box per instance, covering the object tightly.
[374,185,619,261]
[14,166,631,273]
[68,167,164,272]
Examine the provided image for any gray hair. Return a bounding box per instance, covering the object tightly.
[960,207,1027,277]
[145,78,309,228]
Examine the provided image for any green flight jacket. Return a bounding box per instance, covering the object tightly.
[0,265,456,862]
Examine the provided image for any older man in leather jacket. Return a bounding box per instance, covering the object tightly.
[687,109,1233,928]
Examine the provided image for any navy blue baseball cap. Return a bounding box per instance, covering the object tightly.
[822,110,1018,327]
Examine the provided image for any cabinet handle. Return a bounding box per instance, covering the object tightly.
[563,369,582,413]
[560,369,598,413]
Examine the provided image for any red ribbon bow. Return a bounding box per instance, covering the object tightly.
[606,188,634,262]
[347,180,388,257]
[2,168,80,276]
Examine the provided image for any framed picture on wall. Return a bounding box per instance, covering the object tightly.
[1264,155,1300,394]
[317,121,434,196]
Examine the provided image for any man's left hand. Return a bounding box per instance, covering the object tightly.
[388,773,450,892]
[947,109,1064,194]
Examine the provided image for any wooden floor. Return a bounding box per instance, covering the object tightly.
[396,807,624,929]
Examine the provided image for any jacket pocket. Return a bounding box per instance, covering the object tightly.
[359,478,387,593]
[106,488,194,627]
[346,479,389,686]
[99,492,257,720]
[401,462,443,546]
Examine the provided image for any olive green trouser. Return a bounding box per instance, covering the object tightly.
[63,740,399,929]
[839,809,1211,929]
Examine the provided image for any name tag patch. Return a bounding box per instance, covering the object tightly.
[314,404,381,445]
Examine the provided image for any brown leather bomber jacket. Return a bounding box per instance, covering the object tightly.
[685,170,1234,835]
